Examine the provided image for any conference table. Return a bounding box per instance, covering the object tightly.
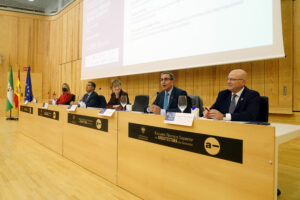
[18,103,300,200]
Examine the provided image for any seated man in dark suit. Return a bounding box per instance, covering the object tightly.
[148,72,191,115]
[204,69,260,121]
[72,81,106,108]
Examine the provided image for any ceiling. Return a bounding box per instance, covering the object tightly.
[0,0,75,16]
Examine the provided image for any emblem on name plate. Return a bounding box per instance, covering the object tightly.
[204,137,221,155]
[53,112,56,119]
[141,127,146,134]
[96,119,102,129]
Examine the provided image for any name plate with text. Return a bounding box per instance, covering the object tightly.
[129,123,243,164]
[68,113,108,132]
[38,108,59,120]
[20,106,33,114]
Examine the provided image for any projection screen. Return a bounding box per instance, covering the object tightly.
[81,0,284,80]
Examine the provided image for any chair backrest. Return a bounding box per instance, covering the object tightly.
[188,94,204,116]
[66,94,76,105]
[258,96,269,122]
[132,95,149,113]
[98,95,107,108]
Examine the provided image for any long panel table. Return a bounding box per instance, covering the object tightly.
[18,103,300,200]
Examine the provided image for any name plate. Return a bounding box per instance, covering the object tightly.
[129,123,243,164]
[68,113,108,132]
[20,105,33,114]
[38,108,59,120]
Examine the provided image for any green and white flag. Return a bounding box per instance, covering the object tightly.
[6,66,14,111]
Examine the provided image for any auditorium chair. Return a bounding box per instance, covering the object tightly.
[132,95,149,113]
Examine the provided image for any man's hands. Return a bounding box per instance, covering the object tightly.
[203,108,224,120]
[148,105,161,115]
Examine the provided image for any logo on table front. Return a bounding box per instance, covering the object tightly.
[53,112,56,119]
[141,127,146,134]
[96,119,102,129]
[204,137,220,155]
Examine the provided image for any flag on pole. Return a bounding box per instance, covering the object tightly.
[25,66,33,102]
[14,69,21,108]
[6,66,14,111]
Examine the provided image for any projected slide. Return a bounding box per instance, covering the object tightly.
[81,0,284,79]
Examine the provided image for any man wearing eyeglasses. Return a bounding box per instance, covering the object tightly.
[148,72,191,115]
[203,69,260,121]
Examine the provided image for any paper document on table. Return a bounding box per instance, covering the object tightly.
[98,108,115,117]
[164,112,194,126]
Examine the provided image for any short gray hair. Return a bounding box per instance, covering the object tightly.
[160,72,175,80]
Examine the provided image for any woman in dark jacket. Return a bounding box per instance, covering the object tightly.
[106,79,129,110]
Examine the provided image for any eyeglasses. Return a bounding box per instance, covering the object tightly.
[160,78,171,82]
[227,78,243,81]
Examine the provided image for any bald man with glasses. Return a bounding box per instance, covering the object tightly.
[204,69,260,121]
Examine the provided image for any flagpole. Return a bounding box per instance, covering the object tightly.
[6,109,18,120]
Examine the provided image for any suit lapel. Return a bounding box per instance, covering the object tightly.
[168,87,176,107]
[225,92,232,113]
[235,87,247,111]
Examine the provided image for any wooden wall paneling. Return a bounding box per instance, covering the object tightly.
[240,62,252,89]
[143,74,149,95]
[119,76,128,94]
[148,72,160,104]
[70,61,76,97]
[57,17,63,64]
[57,64,62,96]
[137,74,144,95]
[251,61,265,96]
[265,59,279,108]
[17,18,34,68]
[66,9,74,62]
[62,13,68,64]
[218,65,232,91]
[35,20,50,98]
[294,0,300,111]
[278,0,293,111]
[79,2,83,59]
[201,67,214,107]
[176,69,186,90]
[73,4,80,61]
[127,75,135,103]
[0,15,18,99]
[185,68,194,95]
[193,68,201,98]
[212,66,220,103]
[63,62,72,97]
[77,61,85,100]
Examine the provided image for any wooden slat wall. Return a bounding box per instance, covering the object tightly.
[1,0,300,120]
[294,0,300,111]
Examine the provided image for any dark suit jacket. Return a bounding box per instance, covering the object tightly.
[80,91,106,108]
[210,87,260,121]
[106,90,129,109]
[153,87,191,113]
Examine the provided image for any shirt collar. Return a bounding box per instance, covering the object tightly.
[165,87,173,96]
[233,87,244,97]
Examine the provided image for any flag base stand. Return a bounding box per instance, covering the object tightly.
[6,117,18,120]
[6,110,18,120]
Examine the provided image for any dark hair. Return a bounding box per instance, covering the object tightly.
[88,81,96,88]
[160,72,175,80]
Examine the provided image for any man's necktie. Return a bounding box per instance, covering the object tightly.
[229,93,237,114]
[163,92,169,110]
[84,94,90,103]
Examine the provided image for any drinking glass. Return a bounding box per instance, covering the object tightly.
[178,95,187,113]
[120,95,127,110]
